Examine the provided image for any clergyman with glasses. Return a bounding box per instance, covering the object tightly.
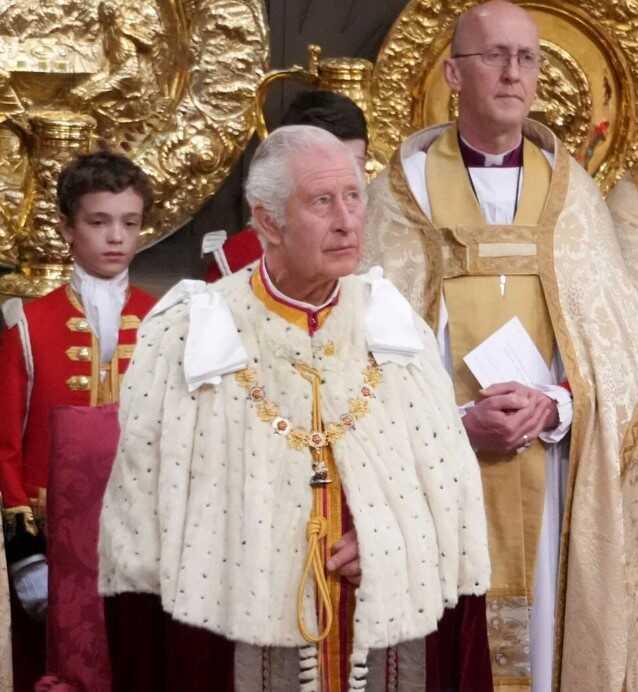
[362,1,638,690]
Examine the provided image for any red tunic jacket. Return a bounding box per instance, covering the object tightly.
[0,284,154,545]
[203,227,262,282]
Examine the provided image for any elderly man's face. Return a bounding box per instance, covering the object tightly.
[448,5,540,134]
[279,146,365,285]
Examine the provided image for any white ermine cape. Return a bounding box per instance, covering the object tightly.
[98,267,490,662]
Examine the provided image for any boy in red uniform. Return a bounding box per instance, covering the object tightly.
[0,150,156,691]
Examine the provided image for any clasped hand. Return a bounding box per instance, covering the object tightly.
[462,381,559,454]
[326,528,361,586]
[322,383,559,584]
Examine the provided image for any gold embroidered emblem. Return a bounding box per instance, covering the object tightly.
[348,398,368,418]
[289,429,309,451]
[322,341,336,357]
[257,399,279,421]
[364,359,383,387]
[235,368,258,388]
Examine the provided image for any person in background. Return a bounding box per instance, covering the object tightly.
[362,2,638,690]
[203,89,368,282]
[0,150,156,691]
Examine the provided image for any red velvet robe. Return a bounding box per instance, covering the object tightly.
[105,593,492,691]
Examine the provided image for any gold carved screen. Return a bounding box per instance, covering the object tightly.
[369,0,638,195]
[0,0,269,296]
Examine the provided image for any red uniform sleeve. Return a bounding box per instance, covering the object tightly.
[204,228,263,283]
[0,324,30,509]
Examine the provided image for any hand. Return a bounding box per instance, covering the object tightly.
[12,556,48,621]
[326,529,361,586]
[463,381,559,454]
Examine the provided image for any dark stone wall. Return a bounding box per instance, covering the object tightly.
[130,0,410,296]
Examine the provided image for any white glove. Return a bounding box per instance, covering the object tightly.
[10,554,48,620]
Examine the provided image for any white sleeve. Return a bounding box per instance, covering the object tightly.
[537,383,573,444]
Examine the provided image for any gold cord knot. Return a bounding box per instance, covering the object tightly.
[297,514,333,643]
[306,516,327,541]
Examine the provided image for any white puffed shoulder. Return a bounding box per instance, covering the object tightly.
[146,279,209,318]
[359,266,424,366]
[146,279,248,391]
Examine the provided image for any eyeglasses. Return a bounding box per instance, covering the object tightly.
[452,48,541,70]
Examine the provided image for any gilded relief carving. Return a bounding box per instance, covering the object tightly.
[0,0,268,296]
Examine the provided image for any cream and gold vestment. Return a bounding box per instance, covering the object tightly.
[99,266,490,692]
[363,119,638,692]
[607,172,638,289]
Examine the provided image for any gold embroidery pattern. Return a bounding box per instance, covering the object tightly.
[486,595,532,685]
[120,315,141,330]
[234,358,382,452]
[117,344,135,359]
[312,340,336,358]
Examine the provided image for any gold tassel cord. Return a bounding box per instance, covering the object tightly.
[294,363,335,643]
[297,514,334,643]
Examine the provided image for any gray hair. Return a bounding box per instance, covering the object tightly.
[245,125,365,231]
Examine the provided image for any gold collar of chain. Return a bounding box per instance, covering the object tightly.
[234,356,382,451]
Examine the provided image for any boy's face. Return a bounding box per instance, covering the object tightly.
[60,187,144,279]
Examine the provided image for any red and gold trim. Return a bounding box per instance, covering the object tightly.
[120,315,141,330]
[250,274,356,689]
[250,260,338,336]
[63,285,141,404]
[293,363,355,692]
[65,346,92,362]
[66,316,91,332]
[318,456,356,692]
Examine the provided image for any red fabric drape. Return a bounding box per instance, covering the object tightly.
[105,592,491,691]
[40,405,121,692]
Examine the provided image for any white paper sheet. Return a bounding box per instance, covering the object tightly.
[463,316,552,389]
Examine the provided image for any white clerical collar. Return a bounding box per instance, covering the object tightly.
[459,133,523,167]
[70,263,129,362]
[260,258,340,312]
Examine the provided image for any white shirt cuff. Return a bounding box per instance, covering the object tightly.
[537,383,572,444]
[10,553,46,576]
[458,401,475,417]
